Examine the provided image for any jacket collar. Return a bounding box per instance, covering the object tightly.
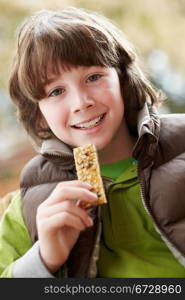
[40,137,73,157]
[133,103,160,167]
[40,103,160,169]
[40,138,75,170]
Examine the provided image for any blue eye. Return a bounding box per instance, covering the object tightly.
[87,74,102,82]
[49,88,64,97]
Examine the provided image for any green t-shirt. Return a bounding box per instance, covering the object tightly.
[97,157,185,277]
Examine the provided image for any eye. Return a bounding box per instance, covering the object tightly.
[86,74,102,83]
[49,88,65,97]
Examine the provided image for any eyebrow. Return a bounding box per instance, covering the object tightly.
[44,63,74,86]
[45,75,61,86]
[44,65,107,86]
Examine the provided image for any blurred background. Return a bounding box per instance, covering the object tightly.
[0,0,185,197]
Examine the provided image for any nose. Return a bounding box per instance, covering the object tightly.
[72,90,94,113]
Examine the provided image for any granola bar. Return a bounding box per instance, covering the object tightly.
[73,144,107,208]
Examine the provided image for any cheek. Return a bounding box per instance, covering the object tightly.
[50,111,68,130]
[113,82,124,113]
[38,102,49,120]
[104,88,124,114]
[39,102,68,129]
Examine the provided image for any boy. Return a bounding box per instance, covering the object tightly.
[0,7,185,278]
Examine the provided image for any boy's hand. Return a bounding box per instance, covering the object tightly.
[36,180,97,274]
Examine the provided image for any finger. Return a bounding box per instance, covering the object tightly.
[38,201,93,227]
[58,180,92,190]
[44,186,98,206]
[45,212,87,232]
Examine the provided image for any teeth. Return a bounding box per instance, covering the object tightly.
[75,115,102,129]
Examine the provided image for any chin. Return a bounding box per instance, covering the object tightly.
[69,134,112,151]
[92,137,112,152]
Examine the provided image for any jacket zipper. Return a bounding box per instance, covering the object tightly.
[43,151,73,158]
[137,163,185,266]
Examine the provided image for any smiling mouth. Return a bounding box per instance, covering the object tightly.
[71,113,106,129]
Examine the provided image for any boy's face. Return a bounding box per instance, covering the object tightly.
[39,66,125,151]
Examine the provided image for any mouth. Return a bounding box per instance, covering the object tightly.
[71,113,106,130]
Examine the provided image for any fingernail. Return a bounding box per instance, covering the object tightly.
[87,217,93,226]
[91,192,98,199]
[83,182,92,189]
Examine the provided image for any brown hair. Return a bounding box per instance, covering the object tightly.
[9,7,162,142]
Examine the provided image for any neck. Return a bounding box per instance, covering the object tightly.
[98,119,136,165]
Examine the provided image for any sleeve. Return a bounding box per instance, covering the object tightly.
[0,191,55,278]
